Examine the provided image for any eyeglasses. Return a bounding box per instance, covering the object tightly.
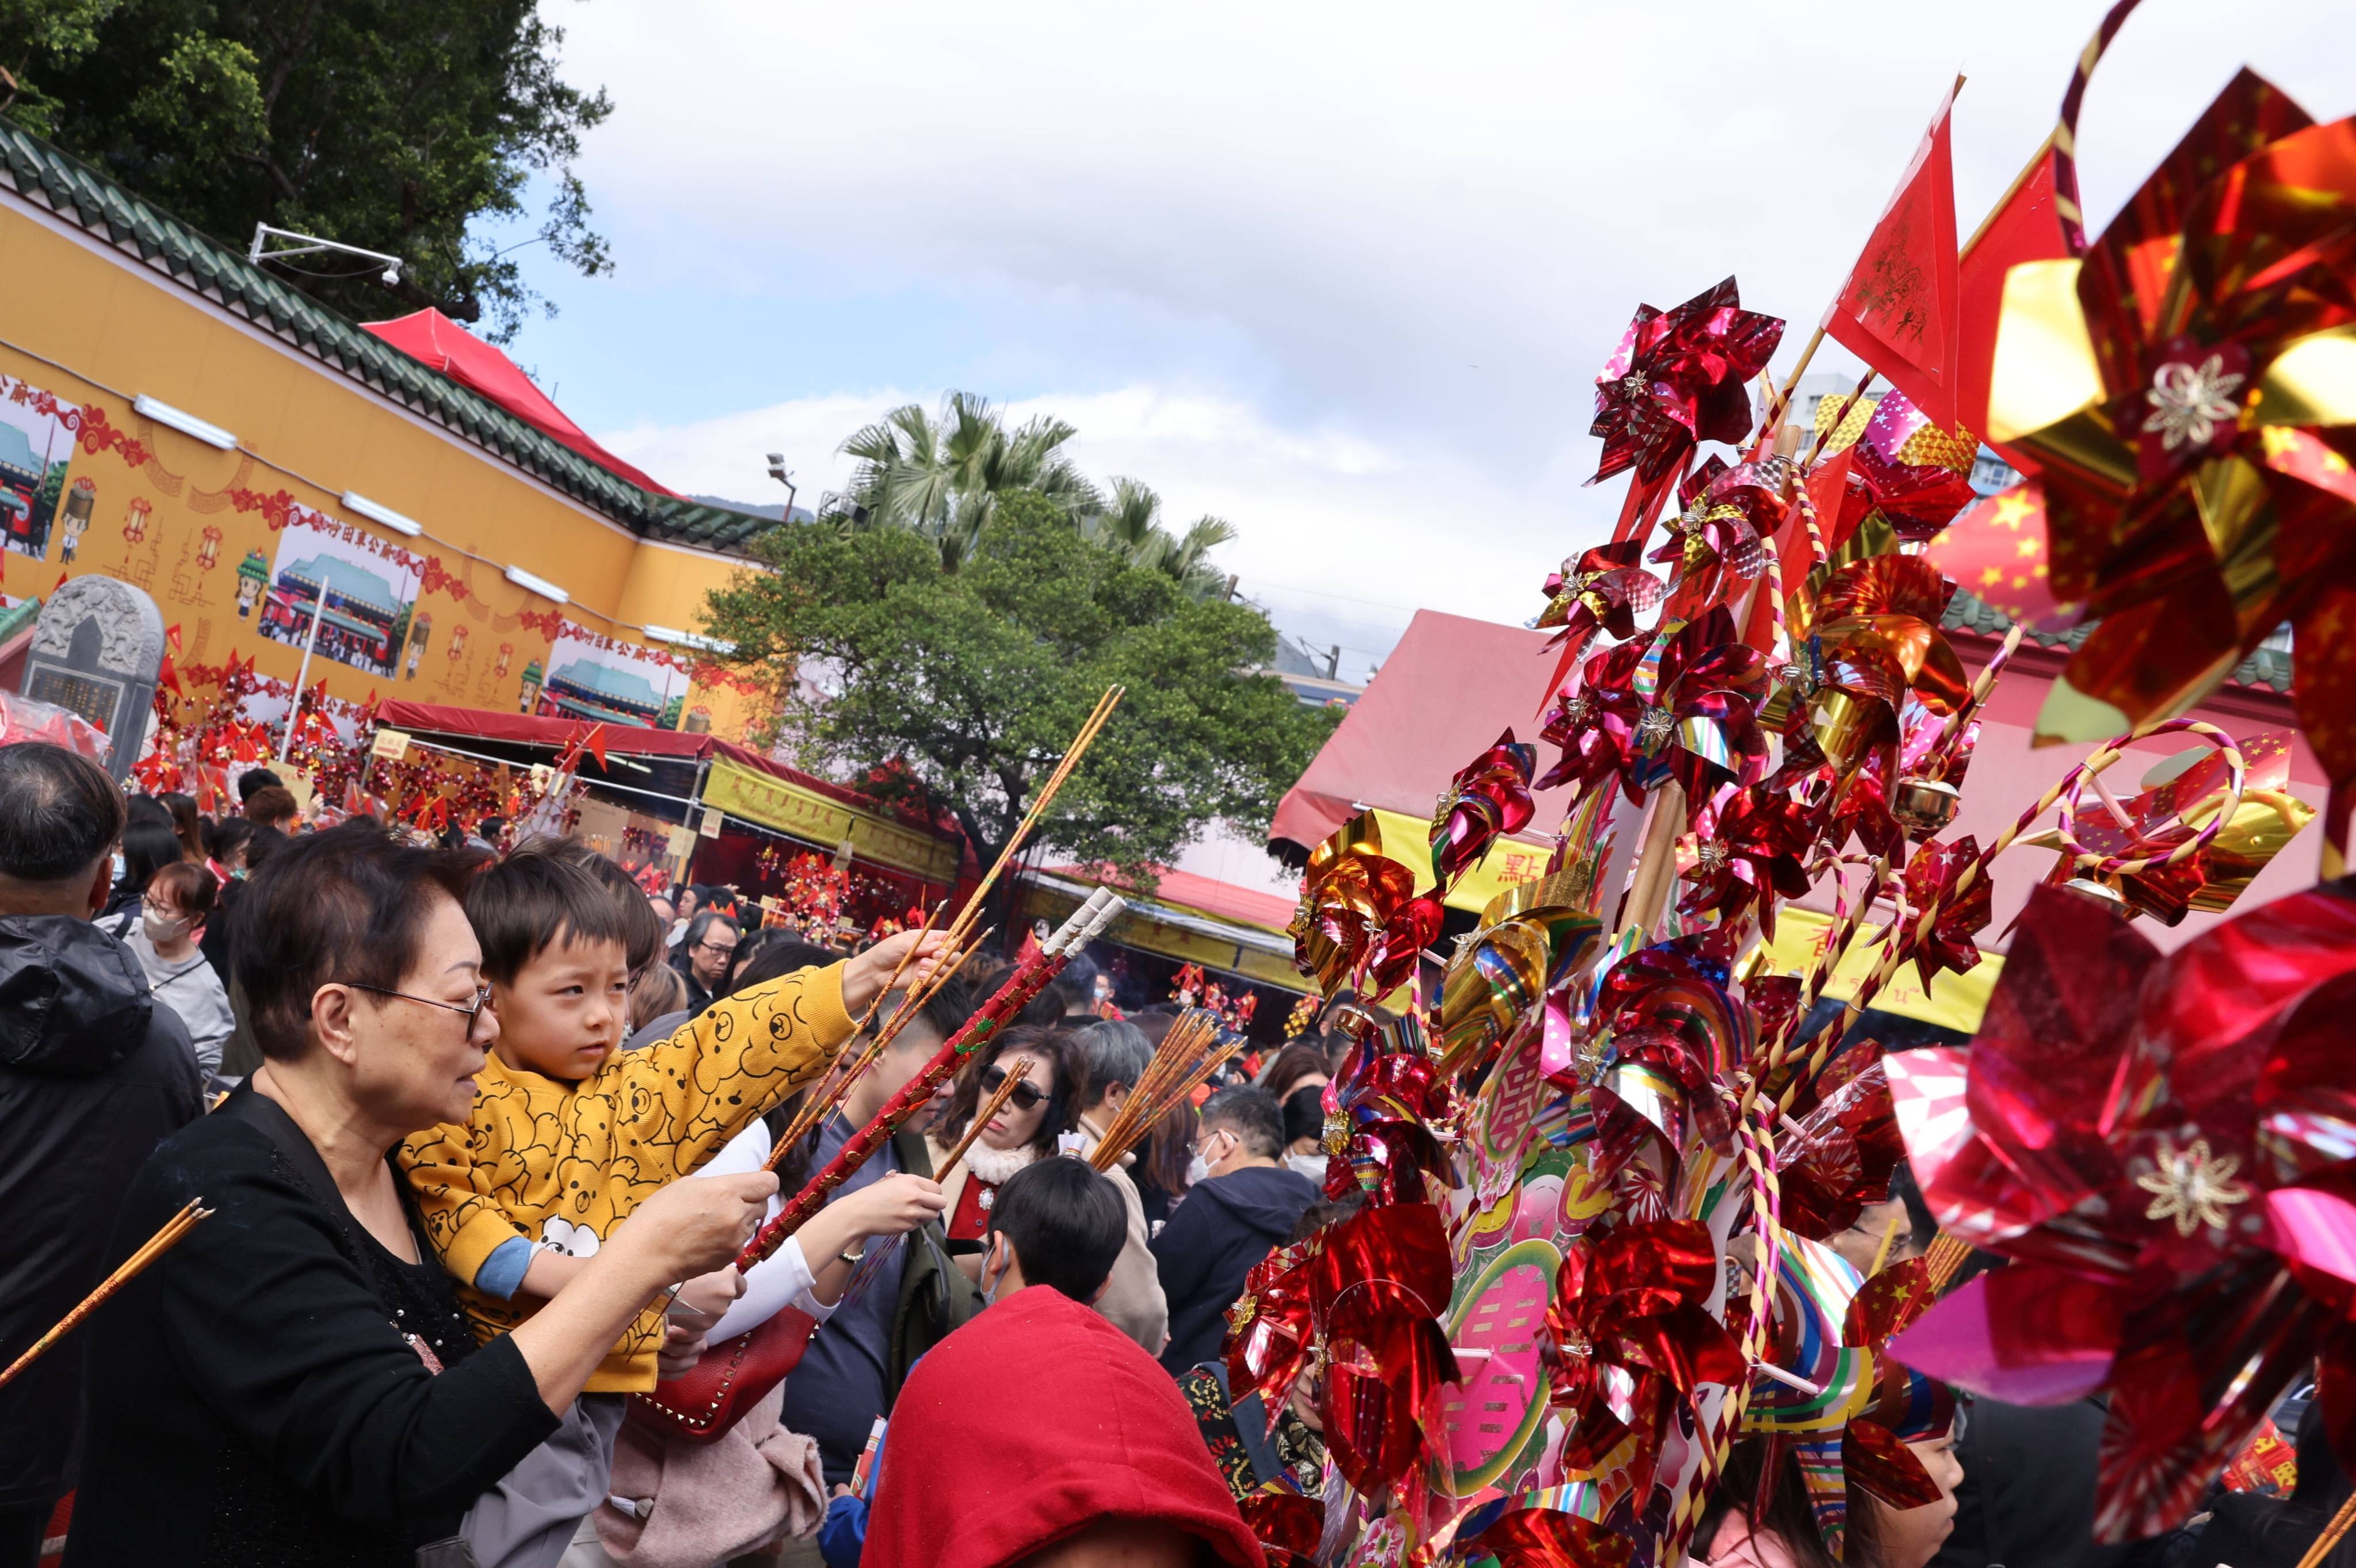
[340,981,494,1023]
[979,1064,1046,1112]
[693,939,738,958]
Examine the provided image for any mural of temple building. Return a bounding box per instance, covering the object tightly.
[258,553,405,676]
[539,656,669,726]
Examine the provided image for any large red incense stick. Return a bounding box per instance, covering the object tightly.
[737,890,1124,1270]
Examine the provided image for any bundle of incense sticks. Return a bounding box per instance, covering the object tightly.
[1088,1008,1244,1171]
[0,1198,209,1392]
[764,926,992,1171]
[736,889,1128,1271]
[763,687,1124,1171]
[936,1055,1038,1176]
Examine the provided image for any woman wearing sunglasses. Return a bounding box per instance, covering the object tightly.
[929,1025,1078,1251]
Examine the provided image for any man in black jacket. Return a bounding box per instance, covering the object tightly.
[1151,1085,1320,1374]
[0,744,202,1566]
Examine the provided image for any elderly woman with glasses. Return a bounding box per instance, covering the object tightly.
[64,823,777,1568]
[927,1024,1079,1253]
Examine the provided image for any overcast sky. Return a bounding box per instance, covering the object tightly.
[495,1,2350,681]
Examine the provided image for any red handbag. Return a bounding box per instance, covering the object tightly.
[624,1305,820,1444]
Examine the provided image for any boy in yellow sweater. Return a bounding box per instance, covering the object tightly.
[397,844,939,1568]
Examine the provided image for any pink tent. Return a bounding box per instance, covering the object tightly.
[361,309,678,496]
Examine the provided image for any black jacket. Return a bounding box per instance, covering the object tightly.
[1934,1395,2168,1568]
[1150,1164,1320,1374]
[64,1089,559,1566]
[0,916,202,1508]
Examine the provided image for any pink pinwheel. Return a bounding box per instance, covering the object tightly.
[1626,609,1771,801]
[1589,277,1786,487]
[1844,391,1980,546]
[1431,731,1537,886]
[1537,632,1655,804]
[1322,1008,1452,1206]
[1887,882,2356,1542]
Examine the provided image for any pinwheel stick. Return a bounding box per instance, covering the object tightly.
[0,1199,209,1392]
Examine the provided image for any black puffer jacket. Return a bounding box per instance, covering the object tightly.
[0,916,203,1508]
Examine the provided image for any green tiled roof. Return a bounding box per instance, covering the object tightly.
[0,121,774,554]
[1941,588,2290,695]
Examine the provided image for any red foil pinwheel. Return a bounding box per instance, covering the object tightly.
[1626,610,1771,801]
[1897,835,1991,990]
[1312,1201,1461,1498]
[1538,632,1655,805]
[1843,390,1980,546]
[1983,74,2356,787]
[1539,1218,1746,1500]
[1322,1005,1452,1205]
[1887,879,2356,1540]
[1676,783,1822,939]
[1775,1056,1908,1244]
[1589,277,1786,488]
[1431,731,1538,887]
[1652,456,1792,617]
[1537,540,1667,693]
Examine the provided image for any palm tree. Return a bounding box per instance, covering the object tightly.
[1079,477,1237,598]
[827,392,1101,569]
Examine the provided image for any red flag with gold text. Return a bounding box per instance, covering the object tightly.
[1823,83,1962,429]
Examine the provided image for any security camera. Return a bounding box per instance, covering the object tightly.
[381,267,400,286]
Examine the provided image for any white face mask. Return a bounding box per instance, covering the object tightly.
[1285,1152,1329,1185]
[979,1240,1007,1306]
[110,851,125,886]
[140,907,190,944]
[1186,1153,1212,1187]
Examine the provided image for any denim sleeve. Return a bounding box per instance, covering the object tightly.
[473,1236,536,1300]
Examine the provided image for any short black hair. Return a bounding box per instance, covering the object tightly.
[125,795,174,832]
[235,821,484,1061]
[1049,949,1101,1012]
[235,767,285,803]
[1282,1083,1325,1149]
[1067,1018,1151,1111]
[682,908,739,956]
[0,743,125,884]
[479,816,507,839]
[873,973,972,1047]
[465,840,633,984]
[203,814,254,863]
[1200,1084,1285,1158]
[986,1155,1126,1303]
[537,836,666,974]
[244,824,289,873]
[115,822,185,903]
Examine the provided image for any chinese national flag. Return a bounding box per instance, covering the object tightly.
[1955,138,2071,460]
[1823,82,1962,429]
[1923,479,2079,630]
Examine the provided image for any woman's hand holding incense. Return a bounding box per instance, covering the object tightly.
[840,930,953,1017]
[797,1173,945,1305]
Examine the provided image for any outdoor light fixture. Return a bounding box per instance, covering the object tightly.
[503,564,570,605]
[641,623,737,655]
[341,491,423,537]
[132,395,238,451]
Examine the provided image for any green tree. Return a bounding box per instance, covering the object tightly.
[2,0,611,340]
[827,392,1102,569]
[702,491,1337,905]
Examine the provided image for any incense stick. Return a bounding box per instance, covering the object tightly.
[0,1199,209,1391]
[936,687,1124,957]
[849,899,942,1037]
[937,1055,1037,1176]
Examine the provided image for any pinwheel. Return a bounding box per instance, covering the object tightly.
[1981,75,2356,785]
[1676,784,1822,938]
[1626,610,1773,801]
[2014,729,2315,925]
[1537,632,1655,804]
[1784,556,1972,778]
[1320,1007,1453,1206]
[1431,731,1538,886]
[1775,1058,1908,1244]
[1537,540,1668,692]
[1290,812,1445,997]
[1886,881,2356,1540]
[1896,836,1990,990]
[1310,1201,1460,1498]
[1539,1218,1746,1497]
[1843,391,1980,545]
[1436,887,1606,1085]
[1424,1501,1635,1568]
[1589,277,1786,488]
[1652,457,1790,616]
[1224,1237,1323,1424]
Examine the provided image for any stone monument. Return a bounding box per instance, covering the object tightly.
[20,575,165,781]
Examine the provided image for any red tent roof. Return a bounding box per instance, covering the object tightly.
[1270,608,1582,852]
[361,309,678,496]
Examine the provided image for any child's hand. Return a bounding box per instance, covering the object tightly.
[656,1320,710,1379]
[838,1173,946,1241]
[841,929,953,1016]
[670,1266,744,1320]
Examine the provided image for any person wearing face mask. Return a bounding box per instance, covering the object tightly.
[104,861,235,1085]
[927,1026,1076,1253]
[1062,1019,1171,1355]
[1148,1085,1319,1376]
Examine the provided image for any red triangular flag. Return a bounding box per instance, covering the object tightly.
[583,723,608,771]
[52,571,68,594]
[165,622,183,652]
[1823,81,1963,429]
[1954,137,2069,464]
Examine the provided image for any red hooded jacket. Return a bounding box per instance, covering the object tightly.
[863,1285,1263,1568]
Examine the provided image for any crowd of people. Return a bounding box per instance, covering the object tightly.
[0,740,2342,1568]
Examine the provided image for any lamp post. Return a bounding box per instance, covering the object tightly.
[766,452,797,520]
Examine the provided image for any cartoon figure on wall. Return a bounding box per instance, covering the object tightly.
[536,623,687,728]
[517,657,544,713]
[235,550,269,617]
[58,479,96,563]
[258,525,422,680]
[404,611,431,678]
[0,376,74,560]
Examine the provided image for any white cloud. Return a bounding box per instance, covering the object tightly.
[559,0,2353,673]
